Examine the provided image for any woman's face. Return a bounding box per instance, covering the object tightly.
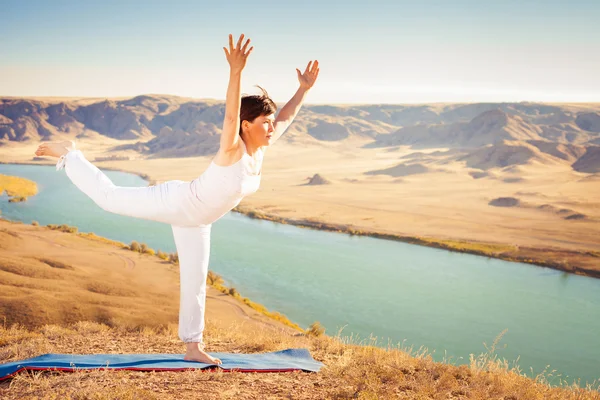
[243,114,275,147]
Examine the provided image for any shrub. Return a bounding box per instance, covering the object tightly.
[46,224,77,233]
[140,243,148,253]
[58,224,77,233]
[77,232,127,248]
[37,258,74,270]
[228,287,238,297]
[129,241,140,252]
[306,321,325,337]
[31,221,39,226]
[168,253,179,264]
[207,271,224,286]
[157,251,169,261]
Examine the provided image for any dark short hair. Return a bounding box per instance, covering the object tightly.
[239,86,277,136]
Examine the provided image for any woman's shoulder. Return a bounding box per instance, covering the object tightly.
[213,140,244,167]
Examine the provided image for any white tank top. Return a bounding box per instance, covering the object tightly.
[190,140,263,225]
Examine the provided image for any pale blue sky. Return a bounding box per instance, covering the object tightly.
[1,0,599,103]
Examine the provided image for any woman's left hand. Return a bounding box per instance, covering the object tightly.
[296,60,320,90]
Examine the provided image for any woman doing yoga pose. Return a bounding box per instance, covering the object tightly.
[34,34,320,365]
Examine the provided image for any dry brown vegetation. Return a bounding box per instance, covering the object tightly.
[1,322,599,399]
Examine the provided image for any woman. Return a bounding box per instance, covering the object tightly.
[34,33,319,365]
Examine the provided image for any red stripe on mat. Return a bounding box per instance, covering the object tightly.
[0,366,302,381]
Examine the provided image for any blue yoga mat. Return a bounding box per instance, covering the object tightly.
[0,348,324,380]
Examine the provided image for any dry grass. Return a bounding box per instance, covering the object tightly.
[418,238,516,255]
[0,257,60,279]
[0,252,179,332]
[35,258,75,271]
[46,224,78,234]
[76,231,128,248]
[0,221,181,332]
[0,174,38,200]
[306,322,325,337]
[0,322,598,399]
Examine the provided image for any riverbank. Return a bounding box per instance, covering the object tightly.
[234,205,600,279]
[0,218,304,333]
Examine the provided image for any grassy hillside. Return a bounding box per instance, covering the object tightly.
[0,219,301,333]
[1,322,599,399]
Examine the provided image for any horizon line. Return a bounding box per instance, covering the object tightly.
[1,93,600,107]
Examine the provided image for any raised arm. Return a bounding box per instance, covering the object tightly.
[220,34,253,152]
[271,60,320,144]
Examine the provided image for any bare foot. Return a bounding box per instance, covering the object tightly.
[184,342,222,365]
[34,141,76,158]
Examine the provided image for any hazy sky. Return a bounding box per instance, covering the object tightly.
[2,0,599,104]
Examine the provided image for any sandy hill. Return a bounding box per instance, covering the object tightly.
[1,221,598,399]
[0,219,294,335]
[305,174,331,185]
[365,163,431,177]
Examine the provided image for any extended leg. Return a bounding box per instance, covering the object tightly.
[60,150,199,226]
[171,224,222,365]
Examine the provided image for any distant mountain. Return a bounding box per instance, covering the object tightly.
[572,146,600,173]
[575,112,600,133]
[459,141,554,170]
[527,141,586,162]
[1,96,599,169]
[457,139,594,171]
[371,110,546,148]
[144,122,221,158]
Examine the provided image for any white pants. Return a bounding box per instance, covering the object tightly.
[62,150,211,344]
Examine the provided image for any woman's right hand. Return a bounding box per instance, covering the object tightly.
[223,33,253,73]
